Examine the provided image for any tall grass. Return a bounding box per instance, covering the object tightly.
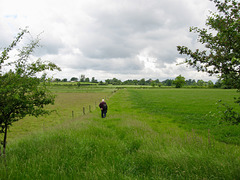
[0,89,239,179]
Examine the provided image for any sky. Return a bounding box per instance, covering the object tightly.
[0,0,218,82]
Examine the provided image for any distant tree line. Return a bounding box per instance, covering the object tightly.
[54,75,98,83]
[53,74,235,89]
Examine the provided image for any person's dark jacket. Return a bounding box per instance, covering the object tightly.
[99,102,107,111]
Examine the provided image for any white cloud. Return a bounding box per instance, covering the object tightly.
[0,0,217,81]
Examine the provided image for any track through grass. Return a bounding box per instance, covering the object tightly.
[0,89,239,179]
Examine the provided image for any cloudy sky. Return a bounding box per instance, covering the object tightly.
[0,0,218,81]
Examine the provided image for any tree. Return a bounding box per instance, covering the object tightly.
[197,80,205,87]
[0,29,61,156]
[214,79,223,88]
[99,81,105,85]
[162,79,174,86]
[186,79,197,86]
[91,77,97,83]
[177,0,240,90]
[151,81,156,87]
[105,79,111,84]
[139,78,146,85]
[70,77,78,82]
[208,80,214,88]
[80,74,85,82]
[112,78,122,85]
[54,78,61,82]
[62,78,68,82]
[85,77,90,82]
[173,75,186,88]
[177,0,240,123]
[146,79,152,85]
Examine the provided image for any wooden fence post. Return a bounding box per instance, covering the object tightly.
[89,105,91,112]
[83,107,85,115]
[72,111,74,118]
[208,129,211,147]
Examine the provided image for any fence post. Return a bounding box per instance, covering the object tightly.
[72,111,74,118]
[83,107,85,115]
[89,105,91,112]
[208,129,211,147]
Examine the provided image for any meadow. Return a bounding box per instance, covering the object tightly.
[0,87,239,179]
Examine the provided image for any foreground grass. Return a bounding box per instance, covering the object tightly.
[0,89,239,179]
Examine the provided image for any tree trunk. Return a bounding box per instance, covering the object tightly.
[3,123,8,156]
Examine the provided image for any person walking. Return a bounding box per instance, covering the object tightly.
[99,99,108,118]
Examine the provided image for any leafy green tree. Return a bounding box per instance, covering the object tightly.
[99,81,105,85]
[162,79,174,86]
[80,74,85,82]
[185,79,197,86]
[133,80,138,85]
[91,77,97,83]
[192,80,197,86]
[177,0,240,123]
[0,29,61,156]
[54,78,61,82]
[214,79,223,88]
[70,77,78,82]
[177,0,240,89]
[85,77,90,82]
[197,80,205,87]
[62,78,68,82]
[146,79,152,85]
[173,75,186,88]
[139,78,146,85]
[111,78,122,85]
[208,80,214,88]
[105,79,111,84]
[151,81,156,87]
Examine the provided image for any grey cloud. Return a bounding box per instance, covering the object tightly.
[74,0,210,63]
[34,31,65,56]
[69,56,144,74]
[1,0,216,81]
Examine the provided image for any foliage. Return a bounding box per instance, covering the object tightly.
[177,0,240,89]
[162,79,174,86]
[218,100,240,125]
[70,77,78,82]
[207,80,214,88]
[80,74,85,82]
[91,77,98,83]
[0,28,60,156]
[177,0,240,123]
[173,75,186,88]
[151,81,156,87]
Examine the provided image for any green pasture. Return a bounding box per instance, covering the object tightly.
[5,87,115,142]
[0,88,239,179]
[129,88,240,145]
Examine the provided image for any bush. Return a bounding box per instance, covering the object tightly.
[218,100,240,125]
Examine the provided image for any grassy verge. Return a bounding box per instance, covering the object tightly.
[0,89,239,179]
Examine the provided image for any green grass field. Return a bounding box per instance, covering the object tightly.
[0,87,239,179]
